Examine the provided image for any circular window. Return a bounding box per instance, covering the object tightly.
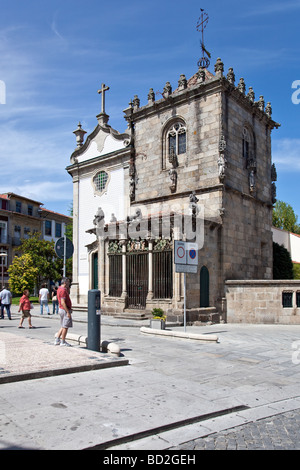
[93,171,109,194]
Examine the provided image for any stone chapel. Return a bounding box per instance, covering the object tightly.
[66,57,280,323]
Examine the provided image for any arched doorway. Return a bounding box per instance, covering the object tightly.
[200,266,209,307]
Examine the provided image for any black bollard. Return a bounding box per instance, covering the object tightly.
[87,290,101,351]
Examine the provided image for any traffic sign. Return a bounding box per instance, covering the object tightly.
[174,241,198,266]
[55,237,74,259]
[174,241,187,264]
[186,243,198,265]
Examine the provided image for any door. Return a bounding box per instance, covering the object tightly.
[200,266,209,307]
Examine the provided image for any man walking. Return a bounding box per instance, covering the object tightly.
[0,287,12,320]
[39,283,50,315]
[54,277,73,347]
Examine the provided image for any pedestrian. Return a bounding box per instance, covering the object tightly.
[39,283,50,315]
[54,277,72,347]
[52,286,59,314]
[18,289,33,328]
[0,287,12,320]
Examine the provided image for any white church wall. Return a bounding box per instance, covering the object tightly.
[77,134,126,164]
[77,167,125,295]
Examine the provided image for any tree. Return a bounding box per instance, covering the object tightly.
[18,232,62,288]
[273,200,300,234]
[8,253,38,295]
[273,242,294,279]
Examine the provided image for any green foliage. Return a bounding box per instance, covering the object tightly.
[8,253,39,295]
[273,200,300,234]
[18,232,63,287]
[293,263,300,280]
[151,308,166,320]
[273,242,294,280]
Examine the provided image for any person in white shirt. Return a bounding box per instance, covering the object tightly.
[39,283,50,315]
[0,287,12,320]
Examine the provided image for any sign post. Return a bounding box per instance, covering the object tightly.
[55,236,74,277]
[174,241,198,331]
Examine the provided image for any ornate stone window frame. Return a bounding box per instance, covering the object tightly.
[162,117,187,170]
[92,169,111,196]
[242,124,256,169]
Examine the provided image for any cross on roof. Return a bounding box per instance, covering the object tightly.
[97,83,110,114]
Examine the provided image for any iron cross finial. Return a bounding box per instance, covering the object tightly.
[196,9,211,69]
[97,83,110,114]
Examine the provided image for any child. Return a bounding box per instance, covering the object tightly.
[18,289,34,329]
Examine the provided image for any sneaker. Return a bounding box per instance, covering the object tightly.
[54,338,60,345]
[60,341,71,347]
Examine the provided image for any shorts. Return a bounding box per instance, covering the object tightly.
[59,308,73,328]
[21,310,31,319]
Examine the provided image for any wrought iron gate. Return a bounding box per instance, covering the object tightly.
[108,254,122,297]
[153,250,173,299]
[126,252,148,309]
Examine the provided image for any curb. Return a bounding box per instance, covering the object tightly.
[64,333,122,356]
[140,326,220,342]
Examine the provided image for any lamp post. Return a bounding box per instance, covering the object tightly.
[0,253,8,289]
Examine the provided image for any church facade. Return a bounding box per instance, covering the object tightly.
[67,57,279,323]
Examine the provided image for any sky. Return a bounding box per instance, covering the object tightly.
[0,0,299,220]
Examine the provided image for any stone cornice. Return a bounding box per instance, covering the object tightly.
[125,73,280,131]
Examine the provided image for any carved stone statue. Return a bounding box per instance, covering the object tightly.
[218,154,226,181]
[169,169,177,192]
[93,207,105,237]
[189,191,199,216]
[249,170,256,193]
[271,163,277,182]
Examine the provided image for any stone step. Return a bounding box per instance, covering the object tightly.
[114,310,151,320]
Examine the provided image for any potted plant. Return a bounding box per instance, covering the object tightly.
[150,308,166,330]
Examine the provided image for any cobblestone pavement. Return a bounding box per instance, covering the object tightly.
[173,409,300,450]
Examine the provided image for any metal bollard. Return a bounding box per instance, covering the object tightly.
[87,290,101,352]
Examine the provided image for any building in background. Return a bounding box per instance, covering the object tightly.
[0,192,72,287]
[272,226,300,264]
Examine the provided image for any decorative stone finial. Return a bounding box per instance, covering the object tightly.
[247,87,255,103]
[163,82,172,98]
[265,102,272,117]
[214,57,224,76]
[147,88,155,104]
[227,67,235,85]
[197,67,206,83]
[257,95,265,111]
[178,74,187,90]
[133,95,140,110]
[73,122,86,148]
[237,78,246,95]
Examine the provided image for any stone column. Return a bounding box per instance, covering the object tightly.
[120,239,127,300]
[98,237,105,296]
[70,170,79,304]
[173,227,182,306]
[147,240,154,300]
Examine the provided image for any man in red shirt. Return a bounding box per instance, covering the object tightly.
[54,277,73,346]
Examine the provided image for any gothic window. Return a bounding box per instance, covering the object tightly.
[93,170,109,194]
[243,128,250,160]
[242,126,256,170]
[163,120,187,169]
[167,122,186,156]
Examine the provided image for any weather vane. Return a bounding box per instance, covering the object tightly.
[196,9,211,69]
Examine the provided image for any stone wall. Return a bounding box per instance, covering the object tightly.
[225,280,300,324]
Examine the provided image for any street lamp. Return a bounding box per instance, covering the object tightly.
[0,253,8,289]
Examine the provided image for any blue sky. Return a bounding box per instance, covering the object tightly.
[0,0,299,220]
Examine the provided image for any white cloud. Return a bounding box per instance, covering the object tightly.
[272,139,300,171]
